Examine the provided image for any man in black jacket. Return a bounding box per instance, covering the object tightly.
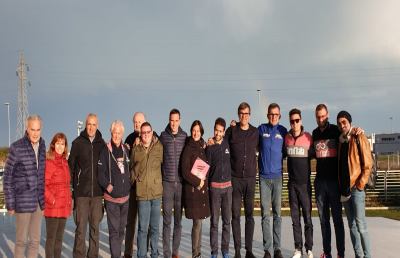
[207,118,232,258]
[160,109,188,258]
[69,113,106,258]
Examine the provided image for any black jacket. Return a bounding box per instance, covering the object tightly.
[226,124,259,178]
[206,139,232,183]
[97,142,131,198]
[68,130,106,198]
[160,125,187,182]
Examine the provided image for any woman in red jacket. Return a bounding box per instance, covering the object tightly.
[44,132,72,258]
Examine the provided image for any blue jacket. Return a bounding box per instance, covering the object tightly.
[4,135,46,212]
[258,123,287,179]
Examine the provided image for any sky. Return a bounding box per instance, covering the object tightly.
[0,0,399,146]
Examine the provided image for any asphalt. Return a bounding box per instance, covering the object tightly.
[0,214,397,258]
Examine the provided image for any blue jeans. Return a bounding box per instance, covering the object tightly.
[137,198,162,258]
[343,188,372,258]
[260,177,282,252]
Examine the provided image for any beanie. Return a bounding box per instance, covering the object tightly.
[337,110,352,124]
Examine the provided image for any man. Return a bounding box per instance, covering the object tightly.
[226,102,258,258]
[207,118,232,258]
[4,115,46,258]
[160,109,188,258]
[69,113,106,258]
[130,122,163,258]
[284,109,313,258]
[337,111,372,258]
[258,103,287,258]
[312,104,345,258]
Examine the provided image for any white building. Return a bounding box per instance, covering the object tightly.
[372,133,400,155]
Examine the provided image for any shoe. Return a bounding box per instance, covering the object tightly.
[292,249,302,258]
[306,250,313,258]
[263,250,271,258]
[274,249,283,258]
[124,255,132,258]
[320,254,332,258]
[172,256,179,258]
[223,253,230,258]
[245,251,256,258]
[337,256,344,258]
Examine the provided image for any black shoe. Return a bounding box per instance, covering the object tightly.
[245,251,256,258]
[263,250,272,258]
[274,249,283,258]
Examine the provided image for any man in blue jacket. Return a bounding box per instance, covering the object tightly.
[4,115,46,258]
[258,103,287,258]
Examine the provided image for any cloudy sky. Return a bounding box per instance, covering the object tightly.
[0,0,399,146]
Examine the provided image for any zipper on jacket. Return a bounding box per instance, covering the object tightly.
[173,136,176,182]
[77,169,81,186]
[91,143,94,197]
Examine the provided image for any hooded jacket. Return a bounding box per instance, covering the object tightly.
[68,129,106,198]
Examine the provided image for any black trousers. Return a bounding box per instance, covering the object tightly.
[288,182,313,251]
[105,200,129,258]
[231,176,256,253]
[124,184,138,256]
[45,217,67,258]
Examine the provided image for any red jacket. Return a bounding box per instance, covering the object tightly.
[44,153,72,218]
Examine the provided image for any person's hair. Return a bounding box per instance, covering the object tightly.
[190,120,204,136]
[25,114,42,127]
[133,112,145,122]
[110,120,125,133]
[214,117,226,130]
[237,102,251,114]
[85,113,97,125]
[268,103,281,113]
[140,121,152,130]
[315,103,328,113]
[289,108,302,118]
[169,108,181,119]
[46,132,68,160]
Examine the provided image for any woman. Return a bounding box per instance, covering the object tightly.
[98,120,131,258]
[181,120,210,258]
[44,132,72,258]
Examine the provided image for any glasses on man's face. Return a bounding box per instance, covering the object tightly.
[268,113,280,117]
[239,112,250,116]
[290,118,301,125]
[141,130,152,135]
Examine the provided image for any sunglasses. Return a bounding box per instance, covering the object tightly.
[290,119,301,124]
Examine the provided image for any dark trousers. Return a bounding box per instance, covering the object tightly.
[231,176,256,253]
[45,217,67,258]
[192,219,203,257]
[73,196,103,258]
[124,184,138,256]
[162,181,183,258]
[314,178,345,257]
[210,186,232,255]
[105,200,129,258]
[288,182,313,252]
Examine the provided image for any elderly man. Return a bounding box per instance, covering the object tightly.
[4,115,46,258]
[69,113,106,258]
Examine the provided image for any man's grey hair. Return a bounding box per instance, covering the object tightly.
[110,120,125,133]
[25,114,42,127]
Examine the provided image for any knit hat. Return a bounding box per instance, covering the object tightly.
[337,110,352,124]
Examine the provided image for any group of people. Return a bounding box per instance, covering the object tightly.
[3,102,373,258]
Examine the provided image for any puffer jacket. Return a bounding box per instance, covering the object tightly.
[130,136,163,201]
[44,152,72,218]
[160,125,187,182]
[181,137,210,220]
[4,134,46,213]
[338,134,372,190]
[68,129,105,198]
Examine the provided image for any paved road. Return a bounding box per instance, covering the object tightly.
[0,214,397,257]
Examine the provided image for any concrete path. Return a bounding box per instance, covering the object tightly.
[0,214,397,257]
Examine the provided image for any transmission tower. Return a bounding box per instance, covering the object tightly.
[16,51,30,139]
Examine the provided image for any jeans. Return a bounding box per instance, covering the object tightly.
[210,186,232,255]
[343,188,372,258]
[288,182,313,252]
[137,198,162,258]
[105,200,129,258]
[231,176,256,253]
[260,177,282,252]
[162,181,183,258]
[45,217,67,258]
[314,178,345,257]
[73,196,104,258]
[15,204,42,258]
[124,185,138,256]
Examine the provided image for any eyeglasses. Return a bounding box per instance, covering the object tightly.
[141,131,152,135]
[268,113,280,117]
[239,112,250,116]
[290,119,301,125]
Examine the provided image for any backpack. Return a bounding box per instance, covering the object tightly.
[355,137,378,189]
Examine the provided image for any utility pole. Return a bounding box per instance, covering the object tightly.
[4,102,10,147]
[16,51,30,139]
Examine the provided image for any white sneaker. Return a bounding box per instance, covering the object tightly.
[292,249,302,258]
[307,250,313,258]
